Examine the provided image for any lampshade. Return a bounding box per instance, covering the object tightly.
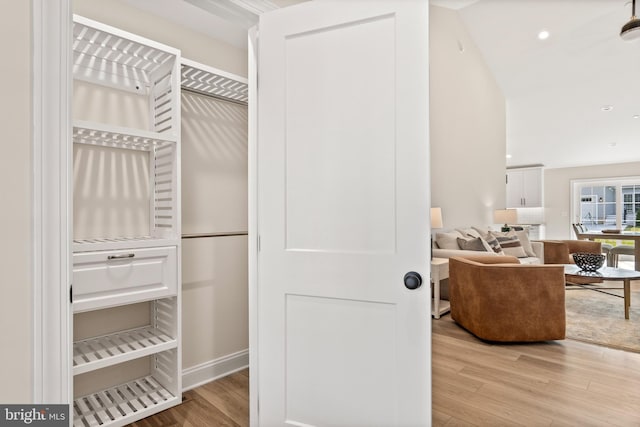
[431,207,443,229]
[494,209,517,225]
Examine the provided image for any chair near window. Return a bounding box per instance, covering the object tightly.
[572,223,612,257]
[572,223,634,268]
[572,223,586,239]
[608,244,635,268]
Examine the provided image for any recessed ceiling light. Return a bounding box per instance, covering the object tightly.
[538,29,550,40]
[506,154,512,159]
[601,105,614,111]
[634,114,640,119]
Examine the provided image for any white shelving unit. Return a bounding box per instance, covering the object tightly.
[71,15,181,427]
[181,58,248,104]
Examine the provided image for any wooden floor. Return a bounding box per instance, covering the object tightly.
[129,369,249,427]
[128,318,640,426]
[432,315,640,426]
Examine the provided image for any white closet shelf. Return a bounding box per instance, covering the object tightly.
[73,121,177,151]
[181,58,248,104]
[73,236,178,252]
[73,326,176,375]
[73,375,178,427]
[73,15,178,95]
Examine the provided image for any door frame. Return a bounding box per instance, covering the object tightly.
[32,0,73,403]
[247,25,259,426]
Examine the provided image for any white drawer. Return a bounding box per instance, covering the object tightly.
[73,246,177,312]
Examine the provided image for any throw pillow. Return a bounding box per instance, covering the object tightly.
[456,227,482,238]
[435,231,464,250]
[490,231,527,258]
[515,230,536,257]
[472,225,493,236]
[457,227,494,252]
[481,232,504,254]
[457,237,489,252]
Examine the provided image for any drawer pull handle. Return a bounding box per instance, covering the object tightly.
[107,253,135,260]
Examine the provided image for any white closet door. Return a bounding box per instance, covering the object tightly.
[255,1,431,426]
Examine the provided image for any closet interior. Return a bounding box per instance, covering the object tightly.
[70,14,249,427]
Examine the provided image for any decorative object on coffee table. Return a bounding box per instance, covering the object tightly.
[572,252,606,271]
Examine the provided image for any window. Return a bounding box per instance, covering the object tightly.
[572,178,640,231]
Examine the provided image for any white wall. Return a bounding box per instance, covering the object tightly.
[429,5,506,229]
[0,0,31,402]
[544,161,640,239]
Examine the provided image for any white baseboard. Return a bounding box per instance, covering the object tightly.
[182,349,249,392]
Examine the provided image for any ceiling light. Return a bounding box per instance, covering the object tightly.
[506,154,512,159]
[634,114,640,119]
[601,105,614,111]
[621,0,640,40]
[537,29,550,40]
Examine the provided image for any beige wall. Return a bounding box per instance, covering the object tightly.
[544,162,640,239]
[0,0,32,402]
[429,5,506,229]
[181,91,248,367]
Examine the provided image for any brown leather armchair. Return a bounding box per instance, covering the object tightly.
[541,240,603,284]
[449,255,566,342]
[541,240,602,264]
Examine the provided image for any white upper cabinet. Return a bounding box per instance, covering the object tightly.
[506,167,543,208]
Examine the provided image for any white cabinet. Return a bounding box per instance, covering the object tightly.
[506,167,542,208]
[71,16,181,427]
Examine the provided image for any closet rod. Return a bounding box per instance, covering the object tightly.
[182,231,248,239]
[180,86,248,106]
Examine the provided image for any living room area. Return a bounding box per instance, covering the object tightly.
[429,1,640,424]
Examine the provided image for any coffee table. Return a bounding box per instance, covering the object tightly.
[564,265,640,319]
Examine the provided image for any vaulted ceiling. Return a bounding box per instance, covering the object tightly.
[435,0,640,169]
[124,0,640,169]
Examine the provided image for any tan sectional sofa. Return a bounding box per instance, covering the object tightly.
[432,226,543,264]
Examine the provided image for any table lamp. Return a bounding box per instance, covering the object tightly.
[494,209,517,232]
[431,207,443,259]
[431,207,443,229]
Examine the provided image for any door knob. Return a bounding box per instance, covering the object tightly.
[404,271,422,290]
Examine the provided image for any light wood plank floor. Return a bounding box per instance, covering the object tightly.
[432,314,640,426]
[128,318,640,426]
[129,369,249,427]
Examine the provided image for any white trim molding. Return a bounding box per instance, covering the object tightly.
[247,25,259,427]
[182,350,249,391]
[32,0,72,404]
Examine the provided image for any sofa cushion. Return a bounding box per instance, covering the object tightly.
[515,230,536,257]
[456,227,482,238]
[457,237,489,252]
[490,231,527,258]
[436,230,464,249]
[481,232,504,254]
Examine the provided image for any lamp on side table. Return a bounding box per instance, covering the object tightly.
[494,208,517,232]
[430,207,443,260]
